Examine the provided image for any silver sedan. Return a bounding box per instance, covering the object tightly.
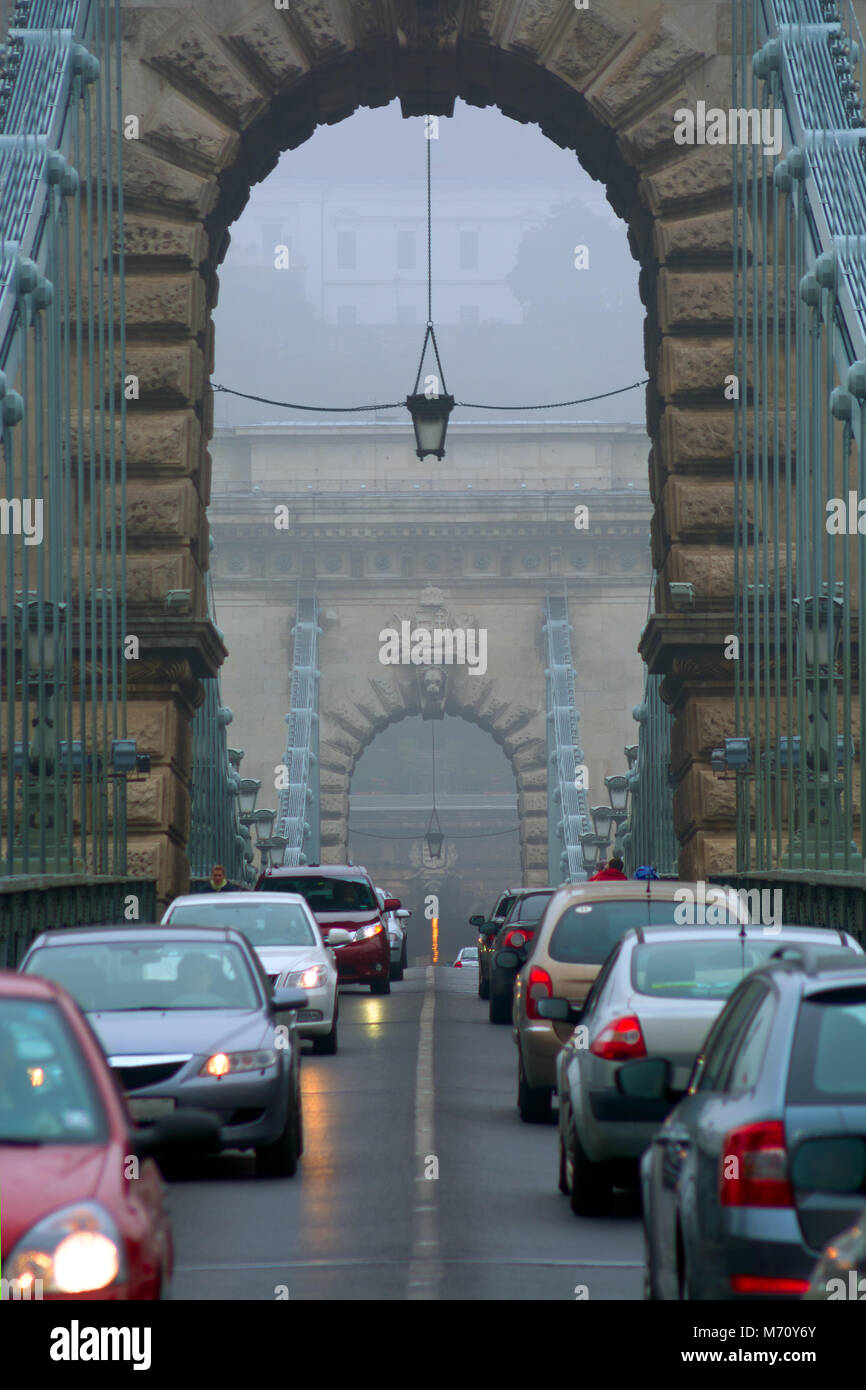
[548,924,862,1216]
[19,924,308,1177]
[162,892,344,1054]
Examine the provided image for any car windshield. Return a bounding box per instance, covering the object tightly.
[632,940,784,1000]
[0,997,108,1144]
[264,876,377,912]
[512,892,553,924]
[24,941,261,1012]
[168,901,317,948]
[548,900,688,965]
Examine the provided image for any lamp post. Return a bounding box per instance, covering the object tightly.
[227,748,244,773]
[249,808,276,843]
[238,778,261,817]
[269,834,289,868]
[405,120,455,461]
[579,832,607,874]
[605,774,630,815]
[590,804,615,845]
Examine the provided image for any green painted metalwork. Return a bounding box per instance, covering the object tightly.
[0,874,157,967]
[0,1,132,892]
[544,589,590,883]
[621,668,679,878]
[732,0,866,875]
[276,583,320,867]
[187,541,250,885]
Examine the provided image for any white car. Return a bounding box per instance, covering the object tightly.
[375,886,411,981]
[161,891,348,1054]
[453,947,479,969]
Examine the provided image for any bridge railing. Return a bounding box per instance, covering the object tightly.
[0,2,139,914]
[621,668,680,878]
[187,540,251,887]
[731,0,866,891]
[544,590,590,883]
[275,585,320,866]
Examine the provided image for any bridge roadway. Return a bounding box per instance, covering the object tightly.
[165,966,643,1301]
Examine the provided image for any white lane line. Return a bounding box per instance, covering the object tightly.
[406,964,442,1300]
[176,1258,644,1273]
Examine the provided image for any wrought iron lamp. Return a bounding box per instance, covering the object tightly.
[424,719,444,859]
[406,118,454,460]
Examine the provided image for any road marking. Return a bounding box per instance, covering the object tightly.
[175,1257,644,1272]
[407,964,442,1301]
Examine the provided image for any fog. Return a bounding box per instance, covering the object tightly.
[212,99,647,430]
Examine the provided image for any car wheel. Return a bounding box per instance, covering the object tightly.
[643,1227,659,1301]
[370,976,391,995]
[677,1226,694,1301]
[478,968,490,1000]
[558,1131,570,1195]
[255,1086,300,1178]
[488,982,511,1024]
[517,1051,552,1123]
[567,1118,612,1216]
[311,1008,338,1055]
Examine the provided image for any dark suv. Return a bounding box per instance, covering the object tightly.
[470,888,519,1000]
[486,889,555,1023]
[255,864,391,995]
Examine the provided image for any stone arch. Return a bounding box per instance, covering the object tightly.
[318,655,547,884]
[118,0,737,898]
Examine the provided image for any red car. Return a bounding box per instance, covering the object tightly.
[255,865,393,995]
[0,971,214,1300]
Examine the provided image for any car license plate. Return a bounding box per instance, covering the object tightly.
[127,1096,176,1121]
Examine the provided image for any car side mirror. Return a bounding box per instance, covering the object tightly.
[327,929,352,947]
[384,897,401,912]
[272,987,309,1012]
[536,997,583,1025]
[469,915,485,927]
[615,1057,671,1101]
[396,909,411,920]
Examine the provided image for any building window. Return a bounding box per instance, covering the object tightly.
[397,230,416,270]
[336,230,356,270]
[459,305,479,325]
[337,305,357,325]
[397,305,417,325]
[459,229,479,270]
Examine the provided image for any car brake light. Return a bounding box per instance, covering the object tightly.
[589,1014,647,1060]
[729,1275,810,1296]
[719,1121,792,1208]
[504,930,527,949]
[525,965,553,1020]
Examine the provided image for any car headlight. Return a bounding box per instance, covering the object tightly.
[353,921,384,942]
[200,1049,278,1078]
[6,1202,125,1295]
[286,964,328,989]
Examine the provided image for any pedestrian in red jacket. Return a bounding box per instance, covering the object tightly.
[589,856,627,881]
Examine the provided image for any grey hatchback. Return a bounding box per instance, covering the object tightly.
[639,944,866,1299]
[19,924,308,1178]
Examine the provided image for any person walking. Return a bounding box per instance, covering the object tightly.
[589,855,628,882]
[208,864,238,891]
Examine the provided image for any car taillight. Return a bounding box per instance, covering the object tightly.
[525,965,553,1020]
[504,929,529,949]
[729,1275,809,1296]
[589,1014,646,1060]
[719,1121,791,1208]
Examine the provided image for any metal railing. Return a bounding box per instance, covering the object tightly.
[275,584,320,866]
[732,0,866,876]
[1,0,132,886]
[544,590,590,883]
[187,541,250,885]
[621,670,680,877]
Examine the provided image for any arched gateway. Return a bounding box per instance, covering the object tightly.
[118,0,739,899]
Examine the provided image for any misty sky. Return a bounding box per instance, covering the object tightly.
[212,100,647,431]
